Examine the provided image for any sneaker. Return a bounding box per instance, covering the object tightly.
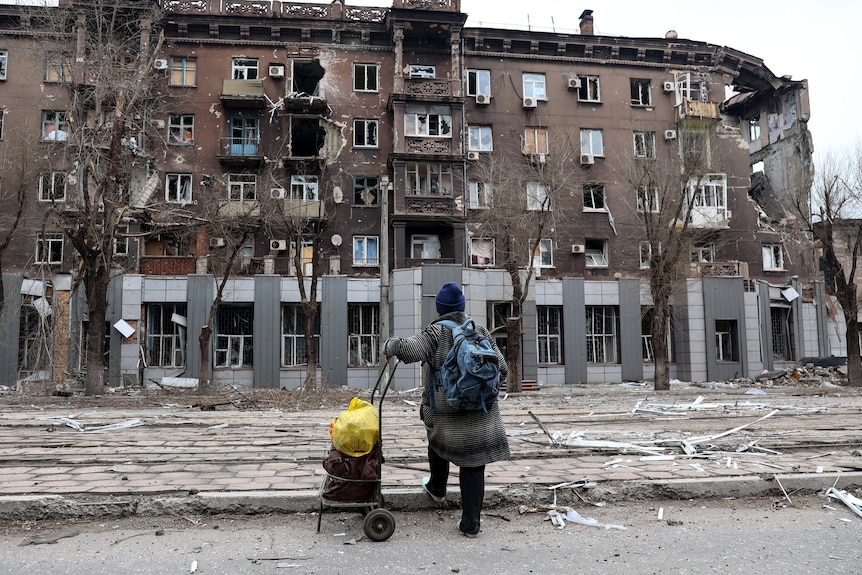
[422,476,445,503]
[457,520,479,538]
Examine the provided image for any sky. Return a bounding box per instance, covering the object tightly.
[344,0,860,162]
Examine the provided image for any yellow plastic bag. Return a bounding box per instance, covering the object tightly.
[329,397,379,457]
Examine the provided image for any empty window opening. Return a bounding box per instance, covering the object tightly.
[292,59,324,96]
[290,117,326,157]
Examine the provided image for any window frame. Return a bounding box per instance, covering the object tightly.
[165,173,193,204]
[586,305,619,363]
[353,118,379,148]
[637,186,660,213]
[281,303,320,367]
[537,306,563,364]
[691,242,716,263]
[227,173,257,202]
[639,241,652,269]
[633,131,656,159]
[146,303,186,368]
[411,234,440,260]
[470,237,495,267]
[405,103,452,138]
[580,128,604,157]
[585,238,608,267]
[215,304,254,369]
[38,171,67,202]
[468,181,493,209]
[526,181,549,211]
[44,52,72,83]
[231,58,258,80]
[408,64,435,78]
[289,175,319,201]
[406,162,453,195]
[523,127,549,156]
[466,68,491,97]
[169,57,197,87]
[353,176,380,206]
[715,319,739,362]
[532,238,554,268]
[468,125,493,152]
[522,72,547,100]
[762,243,785,271]
[353,63,379,92]
[35,233,63,265]
[353,235,379,267]
[348,303,380,367]
[583,183,606,211]
[41,110,69,142]
[630,78,652,106]
[0,50,7,81]
[577,75,601,102]
[168,114,195,145]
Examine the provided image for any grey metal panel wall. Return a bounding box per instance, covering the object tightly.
[562,277,586,384]
[253,276,280,389]
[185,275,214,379]
[704,277,748,380]
[421,264,462,327]
[0,274,22,386]
[814,281,829,357]
[106,275,122,387]
[758,281,773,372]
[790,277,805,361]
[619,278,644,382]
[521,298,538,381]
[672,291,692,382]
[320,275,348,388]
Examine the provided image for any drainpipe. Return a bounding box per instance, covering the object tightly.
[380,175,391,347]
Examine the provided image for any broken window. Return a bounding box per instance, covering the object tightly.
[170,57,196,87]
[762,243,784,271]
[406,162,452,195]
[522,73,546,100]
[630,78,651,106]
[168,114,194,145]
[0,50,7,80]
[408,64,435,79]
[291,59,324,96]
[585,239,608,267]
[470,238,494,267]
[468,181,493,208]
[749,118,761,143]
[44,52,71,83]
[231,58,258,80]
[583,183,606,211]
[353,176,379,206]
[466,69,491,97]
[38,171,66,202]
[35,233,63,264]
[586,306,618,363]
[637,186,660,213]
[580,129,603,156]
[639,241,652,269]
[353,118,378,147]
[577,75,601,102]
[691,242,715,263]
[228,173,257,201]
[348,303,379,367]
[405,104,451,137]
[289,234,314,277]
[146,303,186,368]
[0,108,4,140]
[229,115,259,156]
[676,72,706,101]
[770,307,795,361]
[215,305,254,368]
[41,110,68,142]
[290,116,325,157]
[468,125,493,152]
[688,174,728,225]
[282,303,319,367]
[19,296,53,374]
[165,173,192,204]
[412,235,439,260]
[353,63,378,92]
[526,181,549,211]
[353,235,379,266]
[532,238,553,268]
[289,175,318,201]
[114,223,129,256]
[522,127,549,156]
[487,302,512,353]
[715,319,738,362]
[633,131,656,159]
[537,306,562,364]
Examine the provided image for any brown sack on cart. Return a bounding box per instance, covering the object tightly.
[329,397,379,457]
[322,448,380,503]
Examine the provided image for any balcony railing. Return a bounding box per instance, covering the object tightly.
[140,256,197,276]
[220,79,266,106]
[677,99,720,121]
[161,1,388,21]
[696,261,749,278]
[405,195,455,215]
[217,137,262,162]
[405,78,453,97]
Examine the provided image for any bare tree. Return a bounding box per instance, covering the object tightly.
[618,126,723,390]
[794,149,862,386]
[470,130,580,392]
[30,2,163,394]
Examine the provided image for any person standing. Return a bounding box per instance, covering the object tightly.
[383,282,509,537]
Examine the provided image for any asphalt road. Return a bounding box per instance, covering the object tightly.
[1,495,858,574]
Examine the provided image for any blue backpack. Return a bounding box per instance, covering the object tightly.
[431,318,501,413]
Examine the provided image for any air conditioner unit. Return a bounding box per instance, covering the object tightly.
[567,78,581,90]
[580,154,595,165]
[210,237,225,248]
[663,81,676,92]
[270,239,287,251]
[467,151,480,160]
[571,244,585,254]
[523,97,537,108]
[664,129,677,140]
[475,94,490,105]
[269,65,285,78]
[153,59,168,70]
[271,187,286,199]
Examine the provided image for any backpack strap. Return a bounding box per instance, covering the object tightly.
[429,319,462,413]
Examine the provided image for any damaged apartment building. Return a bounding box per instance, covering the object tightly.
[0,0,823,390]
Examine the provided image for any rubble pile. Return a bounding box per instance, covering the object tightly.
[742,363,847,388]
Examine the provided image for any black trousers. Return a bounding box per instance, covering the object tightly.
[427,445,485,534]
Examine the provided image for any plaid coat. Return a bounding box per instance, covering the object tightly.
[384,311,510,467]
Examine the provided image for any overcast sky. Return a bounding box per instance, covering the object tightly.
[344,0,858,161]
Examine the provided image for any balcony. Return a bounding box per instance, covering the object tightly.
[405,137,453,155]
[404,195,455,215]
[281,199,325,219]
[405,78,453,97]
[677,99,720,121]
[394,0,461,11]
[220,79,266,108]
[695,261,749,278]
[140,256,197,276]
[217,137,263,166]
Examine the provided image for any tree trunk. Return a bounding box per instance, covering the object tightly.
[198,324,212,392]
[83,272,109,396]
[846,316,862,386]
[505,316,522,393]
[651,297,671,391]
[303,300,319,389]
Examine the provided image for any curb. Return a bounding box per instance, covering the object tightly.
[2,472,859,521]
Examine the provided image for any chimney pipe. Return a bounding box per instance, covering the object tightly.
[579,10,594,36]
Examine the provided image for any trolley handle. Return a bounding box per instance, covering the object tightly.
[370,356,398,407]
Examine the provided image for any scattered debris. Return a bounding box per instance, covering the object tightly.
[546,506,626,531]
[36,416,144,433]
[19,529,79,546]
[826,487,862,520]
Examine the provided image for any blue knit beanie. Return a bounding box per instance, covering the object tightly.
[436,282,465,314]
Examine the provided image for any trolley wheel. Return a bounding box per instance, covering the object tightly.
[363,508,396,542]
